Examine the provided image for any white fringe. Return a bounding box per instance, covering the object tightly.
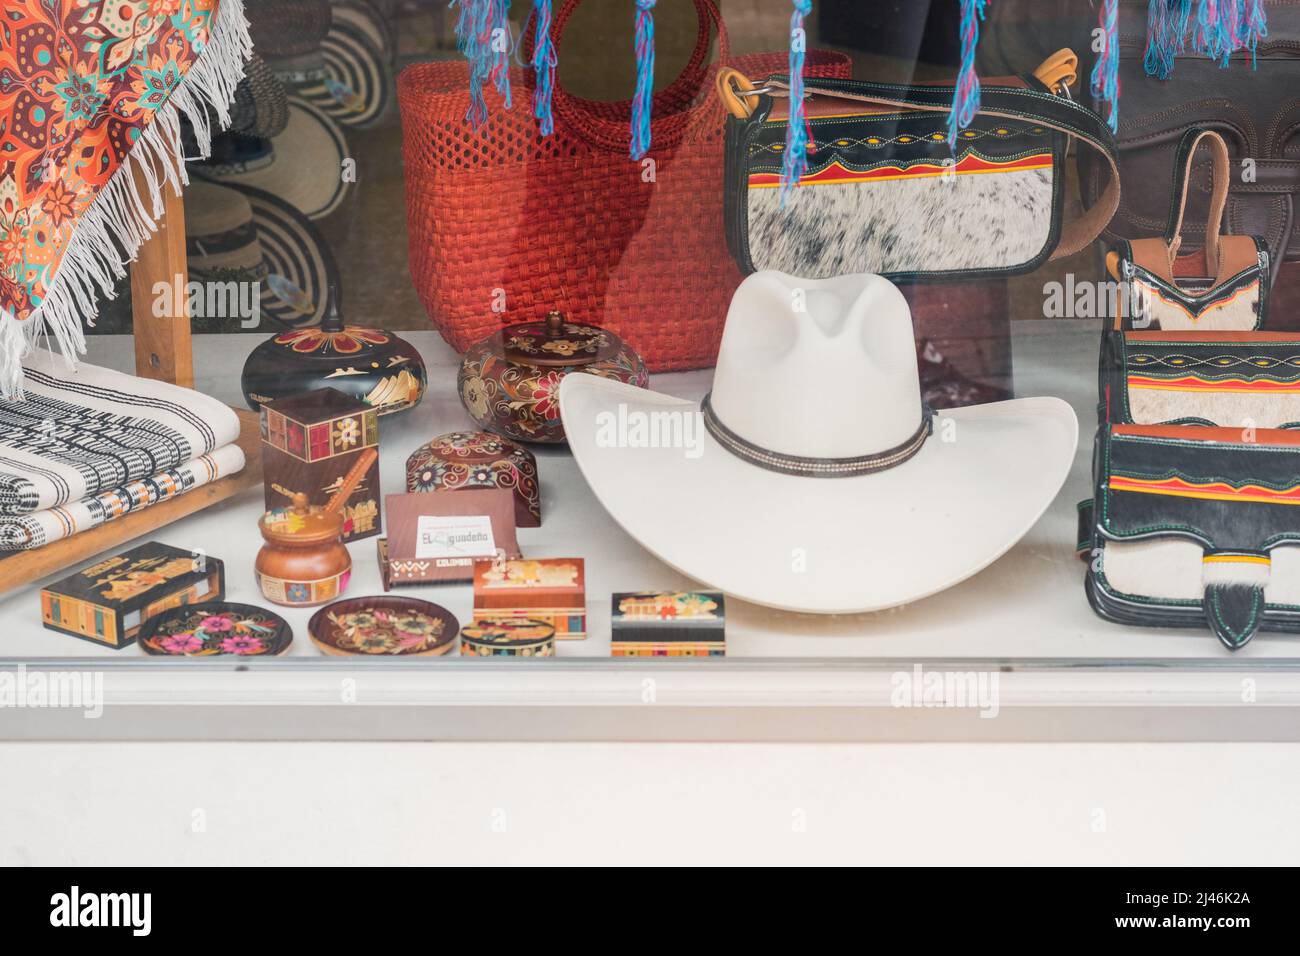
[0,0,252,398]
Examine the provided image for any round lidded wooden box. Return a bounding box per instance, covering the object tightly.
[457,311,648,444]
[405,431,541,528]
[241,295,427,416]
[460,617,555,657]
[255,493,352,607]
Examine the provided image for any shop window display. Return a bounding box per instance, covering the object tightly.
[0,0,1298,743]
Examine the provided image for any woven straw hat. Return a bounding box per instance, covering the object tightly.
[92,181,340,332]
[196,96,351,220]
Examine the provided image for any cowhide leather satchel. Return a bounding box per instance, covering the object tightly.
[1081,0,1300,269]
[1105,128,1270,331]
[1100,329,1300,428]
[1080,424,1300,650]
[717,49,1120,282]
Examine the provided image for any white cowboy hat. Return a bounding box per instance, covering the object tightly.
[558,271,1078,614]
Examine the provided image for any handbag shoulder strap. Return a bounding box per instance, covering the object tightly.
[744,72,1120,261]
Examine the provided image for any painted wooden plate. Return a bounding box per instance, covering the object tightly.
[309,595,459,656]
[139,602,292,656]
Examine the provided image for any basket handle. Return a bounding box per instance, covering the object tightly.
[521,0,730,153]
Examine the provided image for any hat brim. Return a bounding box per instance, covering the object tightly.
[197,98,349,220]
[559,375,1078,614]
[188,181,341,329]
[333,0,394,57]
[239,183,341,328]
[295,19,390,127]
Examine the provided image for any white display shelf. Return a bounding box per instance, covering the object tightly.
[2,321,1298,741]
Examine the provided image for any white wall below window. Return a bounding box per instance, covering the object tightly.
[1,741,1294,865]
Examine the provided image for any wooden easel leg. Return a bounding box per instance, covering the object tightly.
[129,167,194,388]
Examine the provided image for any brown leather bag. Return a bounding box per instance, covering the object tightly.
[1104,128,1270,331]
[1079,0,1300,271]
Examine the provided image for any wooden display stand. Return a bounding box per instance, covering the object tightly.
[0,176,263,595]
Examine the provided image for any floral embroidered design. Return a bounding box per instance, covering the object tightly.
[141,606,288,656]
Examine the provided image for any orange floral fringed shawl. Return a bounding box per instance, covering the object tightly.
[0,0,250,395]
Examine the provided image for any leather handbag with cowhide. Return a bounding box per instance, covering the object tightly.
[1105,128,1270,331]
[1079,424,1300,650]
[716,49,1120,282]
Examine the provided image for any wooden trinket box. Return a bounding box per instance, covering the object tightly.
[378,490,520,587]
[40,542,225,649]
[610,591,726,657]
[261,388,381,543]
[406,431,541,527]
[472,557,586,640]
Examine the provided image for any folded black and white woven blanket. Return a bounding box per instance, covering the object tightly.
[0,443,245,550]
[0,351,240,516]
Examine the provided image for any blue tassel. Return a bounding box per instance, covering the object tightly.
[948,0,985,148]
[1090,0,1120,132]
[1193,0,1232,66]
[532,0,556,135]
[1241,0,1268,67]
[452,0,512,127]
[1147,0,1266,77]
[490,0,514,109]
[451,0,489,127]
[779,0,812,202]
[630,0,656,160]
[1143,0,1191,79]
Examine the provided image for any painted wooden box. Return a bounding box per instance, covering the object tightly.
[472,557,586,640]
[40,542,225,649]
[610,591,726,657]
[261,387,381,543]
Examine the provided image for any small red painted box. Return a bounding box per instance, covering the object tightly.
[472,557,586,640]
[261,388,381,543]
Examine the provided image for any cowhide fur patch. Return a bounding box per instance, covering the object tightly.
[745,168,1054,278]
[1102,538,1300,605]
[1131,277,1261,332]
[1125,388,1300,428]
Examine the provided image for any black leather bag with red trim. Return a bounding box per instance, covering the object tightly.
[1080,0,1300,268]
[717,50,1121,282]
[1106,128,1270,331]
[1079,424,1300,649]
[1100,329,1300,427]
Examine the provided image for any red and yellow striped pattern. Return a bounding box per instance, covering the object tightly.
[1110,474,1300,505]
[1127,375,1300,393]
[748,152,1052,189]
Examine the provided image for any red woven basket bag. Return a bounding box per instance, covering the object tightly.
[398,0,850,371]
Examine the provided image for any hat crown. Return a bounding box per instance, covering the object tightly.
[709,272,922,459]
